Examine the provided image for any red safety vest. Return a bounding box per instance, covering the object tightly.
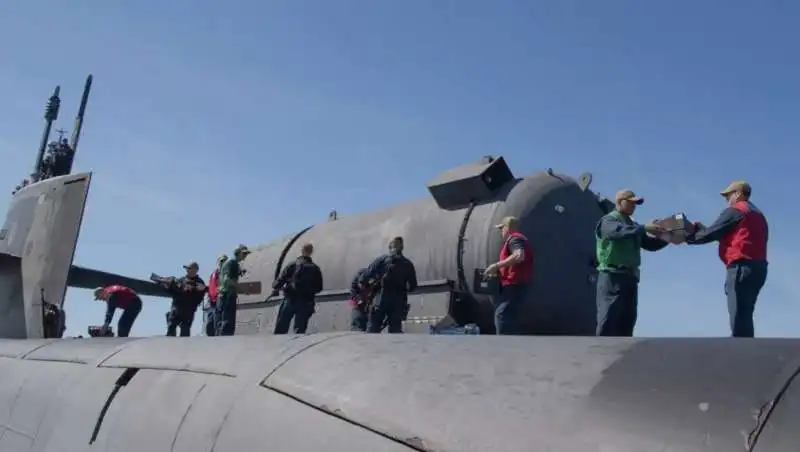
[718,201,768,266]
[499,232,533,286]
[208,270,220,304]
[102,285,138,308]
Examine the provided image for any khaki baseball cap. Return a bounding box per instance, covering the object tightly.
[615,189,644,205]
[494,216,521,230]
[234,244,251,255]
[720,180,751,197]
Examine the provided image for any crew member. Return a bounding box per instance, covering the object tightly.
[163,262,207,337]
[348,267,370,332]
[93,285,143,337]
[687,181,768,338]
[483,216,534,335]
[216,245,251,336]
[595,189,668,337]
[272,243,324,334]
[363,237,417,334]
[205,255,227,336]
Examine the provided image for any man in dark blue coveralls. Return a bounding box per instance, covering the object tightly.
[272,243,324,334]
[362,236,418,333]
[687,181,769,337]
[349,267,370,332]
[595,189,669,337]
[216,244,251,336]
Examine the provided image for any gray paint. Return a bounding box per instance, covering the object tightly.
[0,334,796,451]
[0,173,92,338]
[0,174,169,339]
[239,169,605,335]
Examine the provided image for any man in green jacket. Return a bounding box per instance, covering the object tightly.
[216,244,251,336]
[595,189,669,337]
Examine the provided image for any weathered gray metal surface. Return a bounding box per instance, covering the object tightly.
[0,254,25,338]
[239,168,605,335]
[0,173,92,338]
[0,334,796,452]
[0,174,169,339]
[20,173,92,338]
[265,335,800,452]
[751,358,800,451]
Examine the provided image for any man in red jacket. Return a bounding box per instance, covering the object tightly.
[204,254,227,336]
[93,285,143,337]
[484,216,534,335]
[687,181,769,337]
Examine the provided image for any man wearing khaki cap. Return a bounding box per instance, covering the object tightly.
[687,180,768,338]
[216,245,252,336]
[484,216,533,335]
[164,262,207,337]
[594,189,669,337]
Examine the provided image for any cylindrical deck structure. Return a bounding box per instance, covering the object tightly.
[237,166,609,335]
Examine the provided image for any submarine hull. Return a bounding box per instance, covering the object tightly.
[0,335,796,451]
[236,170,607,335]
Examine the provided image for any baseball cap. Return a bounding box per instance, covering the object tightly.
[234,244,251,255]
[615,189,644,205]
[720,180,751,197]
[494,216,521,230]
[216,254,228,265]
[183,262,199,270]
[93,286,104,300]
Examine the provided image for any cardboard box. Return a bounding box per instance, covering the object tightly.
[653,213,694,244]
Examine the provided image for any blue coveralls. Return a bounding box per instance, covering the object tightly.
[687,205,769,338]
[349,268,369,332]
[273,256,323,334]
[595,213,668,337]
[105,294,142,338]
[363,253,417,334]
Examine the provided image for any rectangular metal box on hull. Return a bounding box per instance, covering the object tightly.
[426,156,514,210]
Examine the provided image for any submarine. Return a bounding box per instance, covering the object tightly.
[0,78,798,452]
[235,156,614,335]
[0,333,797,451]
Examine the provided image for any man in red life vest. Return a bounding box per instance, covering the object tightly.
[483,216,534,335]
[204,255,227,336]
[93,285,143,337]
[687,180,769,338]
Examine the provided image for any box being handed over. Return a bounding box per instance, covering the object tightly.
[652,213,695,244]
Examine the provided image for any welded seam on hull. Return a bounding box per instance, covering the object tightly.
[264,385,427,452]
[170,383,207,452]
[259,333,429,452]
[16,340,58,359]
[208,333,353,452]
[746,362,800,451]
[99,365,235,378]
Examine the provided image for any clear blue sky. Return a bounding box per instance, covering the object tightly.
[0,1,797,337]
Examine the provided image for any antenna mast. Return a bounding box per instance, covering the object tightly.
[31,86,61,182]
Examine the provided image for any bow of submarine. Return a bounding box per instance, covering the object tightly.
[0,334,797,452]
